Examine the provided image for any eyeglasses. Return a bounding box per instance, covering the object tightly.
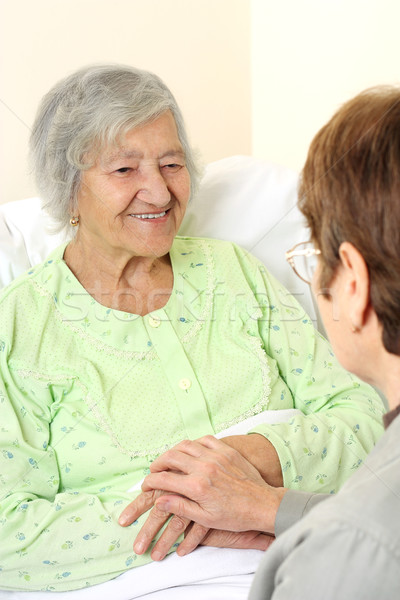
[285,241,321,284]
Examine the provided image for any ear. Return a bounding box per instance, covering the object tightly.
[338,242,370,329]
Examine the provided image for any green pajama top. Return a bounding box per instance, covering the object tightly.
[0,237,384,591]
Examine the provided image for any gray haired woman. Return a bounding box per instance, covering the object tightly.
[0,65,384,595]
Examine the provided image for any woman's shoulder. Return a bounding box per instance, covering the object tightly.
[0,242,67,306]
[173,236,272,294]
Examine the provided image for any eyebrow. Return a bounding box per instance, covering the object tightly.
[102,148,185,168]
[159,149,186,160]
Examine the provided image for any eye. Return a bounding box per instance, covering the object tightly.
[115,167,131,174]
[162,163,183,173]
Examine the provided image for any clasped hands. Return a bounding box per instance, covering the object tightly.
[118,434,287,561]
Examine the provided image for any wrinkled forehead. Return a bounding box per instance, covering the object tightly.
[86,111,184,167]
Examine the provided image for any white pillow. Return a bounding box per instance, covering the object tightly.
[0,155,318,324]
[0,196,64,286]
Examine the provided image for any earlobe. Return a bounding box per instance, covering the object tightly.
[338,242,370,329]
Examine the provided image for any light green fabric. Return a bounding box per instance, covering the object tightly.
[0,237,384,591]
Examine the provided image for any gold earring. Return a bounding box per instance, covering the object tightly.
[351,322,360,333]
[70,216,79,227]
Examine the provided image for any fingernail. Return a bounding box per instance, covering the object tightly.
[134,541,145,554]
[152,550,162,561]
[118,515,128,526]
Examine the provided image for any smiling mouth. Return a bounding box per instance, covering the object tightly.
[129,209,169,220]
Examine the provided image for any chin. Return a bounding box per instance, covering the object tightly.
[134,242,174,260]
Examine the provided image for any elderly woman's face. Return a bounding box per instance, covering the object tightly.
[75,111,190,261]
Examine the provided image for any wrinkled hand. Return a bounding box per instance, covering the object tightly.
[177,526,274,556]
[120,487,211,561]
[200,528,275,552]
[119,435,286,560]
[222,433,284,486]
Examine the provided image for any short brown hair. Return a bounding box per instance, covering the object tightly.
[299,86,400,355]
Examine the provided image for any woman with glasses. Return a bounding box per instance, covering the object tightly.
[249,85,400,599]
[121,86,400,599]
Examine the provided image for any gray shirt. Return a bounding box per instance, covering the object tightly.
[249,414,400,599]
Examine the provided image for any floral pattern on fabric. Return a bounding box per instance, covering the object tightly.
[0,237,384,591]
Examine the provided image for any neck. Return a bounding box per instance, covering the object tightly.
[368,349,400,412]
[349,311,400,413]
[63,239,173,315]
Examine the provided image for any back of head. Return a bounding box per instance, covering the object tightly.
[29,64,199,234]
[299,86,400,355]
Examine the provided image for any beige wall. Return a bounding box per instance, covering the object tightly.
[2,0,400,205]
[0,0,251,204]
[251,0,400,172]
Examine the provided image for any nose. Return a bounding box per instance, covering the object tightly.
[135,165,171,207]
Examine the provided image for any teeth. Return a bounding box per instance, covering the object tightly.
[130,211,167,219]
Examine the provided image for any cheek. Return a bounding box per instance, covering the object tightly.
[311,262,335,318]
[315,283,348,358]
[313,266,337,338]
[77,174,105,207]
[175,170,191,200]
[172,186,190,217]
[311,260,322,296]
[316,294,332,331]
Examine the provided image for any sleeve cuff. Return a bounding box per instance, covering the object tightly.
[275,489,330,536]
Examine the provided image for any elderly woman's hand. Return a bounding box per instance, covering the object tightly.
[176,526,274,558]
[221,433,284,487]
[120,493,273,561]
[119,436,287,560]
[119,487,199,560]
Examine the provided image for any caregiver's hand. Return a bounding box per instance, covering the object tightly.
[119,436,287,559]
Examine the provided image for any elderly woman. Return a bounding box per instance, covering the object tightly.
[0,65,384,595]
